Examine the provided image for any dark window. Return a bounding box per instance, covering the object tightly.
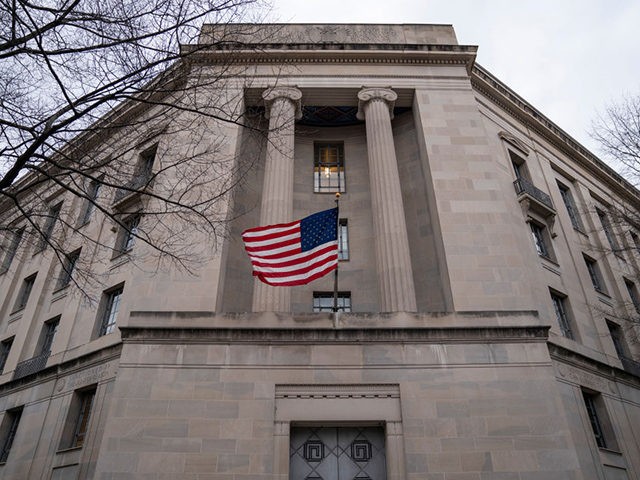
[624,279,640,313]
[78,178,102,225]
[56,249,80,290]
[314,143,345,193]
[0,408,22,463]
[557,182,583,230]
[551,292,573,339]
[509,151,529,180]
[582,391,606,448]
[0,228,23,274]
[59,387,97,450]
[115,214,141,255]
[39,318,59,355]
[338,219,349,261]
[596,208,620,252]
[137,145,157,183]
[313,292,351,312]
[583,255,605,294]
[530,222,551,258]
[581,390,618,451]
[0,338,13,373]
[36,203,62,252]
[13,273,36,312]
[606,321,627,360]
[98,286,123,336]
[631,232,640,255]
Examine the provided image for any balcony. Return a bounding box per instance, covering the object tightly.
[513,178,556,219]
[13,352,50,380]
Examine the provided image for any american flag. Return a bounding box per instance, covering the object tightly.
[242,208,338,286]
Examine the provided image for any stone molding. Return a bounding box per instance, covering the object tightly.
[276,383,400,399]
[356,87,397,120]
[498,130,530,155]
[119,325,549,344]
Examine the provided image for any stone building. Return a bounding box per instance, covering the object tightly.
[0,23,639,480]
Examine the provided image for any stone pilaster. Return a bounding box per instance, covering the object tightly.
[357,87,417,312]
[252,86,302,312]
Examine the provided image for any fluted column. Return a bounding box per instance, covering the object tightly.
[252,86,302,312]
[357,87,417,312]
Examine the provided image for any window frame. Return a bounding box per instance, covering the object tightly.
[550,291,574,339]
[0,338,13,374]
[312,292,352,312]
[59,386,97,450]
[313,142,346,193]
[624,278,640,314]
[596,208,621,254]
[529,220,553,260]
[55,249,81,291]
[583,254,606,294]
[581,389,619,451]
[13,273,37,312]
[78,177,102,226]
[97,285,124,337]
[606,320,627,360]
[0,227,24,275]
[35,202,62,253]
[38,317,60,356]
[338,218,349,261]
[0,407,23,463]
[114,213,141,256]
[557,181,583,231]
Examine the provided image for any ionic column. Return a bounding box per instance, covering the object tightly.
[252,86,302,312]
[357,87,417,312]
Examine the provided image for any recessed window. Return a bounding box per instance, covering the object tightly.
[509,151,529,181]
[313,292,351,312]
[78,178,102,226]
[630,231,640,255]
[114,214,141,255]
[582,390,618,451]
[97,285,123,337]
[529,221,552,259]
[596,208,620,253]
[338,219,349,261]
[583,254,606,294]
[550,291,574,339]
[314,143,345,193]
[60,386,97,450]
[36,202,62,252]
[557,181,583,231]
[39,317,59,356]
[13,273,36,312]
[606,320,627,360]
[624,279,640,313]
[0,407,23,463]
[0,338,13,374]
[0,228,23,275]
[56,249,81,290]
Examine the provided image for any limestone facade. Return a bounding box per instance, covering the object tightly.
[0,23,638,480]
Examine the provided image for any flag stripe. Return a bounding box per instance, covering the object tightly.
[242,208,338,287]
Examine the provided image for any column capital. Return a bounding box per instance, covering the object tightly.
[356,87,397,120]
[262,86,303,119]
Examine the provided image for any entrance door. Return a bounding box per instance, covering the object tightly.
[289,426,386,480]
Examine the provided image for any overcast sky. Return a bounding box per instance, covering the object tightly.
[269,0,640,164]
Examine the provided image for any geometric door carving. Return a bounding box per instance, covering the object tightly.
[290,426,386,480]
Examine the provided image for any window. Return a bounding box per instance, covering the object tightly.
[98,286,123,336]
[582,390,618,450]
[550,292,574,339]
[596,208,620,252]
[60,387,96,449]
[115,214,141,255]
[529,221,552,259]
[314,143,345,193]
[583,255,606,294]
[631,231,640,255]
[557,182,583,231]
[36,202,62,252]
[509,151,529,181]
[13,273,36,312]
[606,321,627,360]
[78,178,102,225]
[338,219,349,261]
[0,228,23,274]
[0,408,22,463]
[39,317,59,356]
[624,279,640,313]
[313,292,351,312]
[56,249,80,290]
[0,338,13,373]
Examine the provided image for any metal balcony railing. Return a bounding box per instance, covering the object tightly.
[513,178,555,212]
[13,352,50,380]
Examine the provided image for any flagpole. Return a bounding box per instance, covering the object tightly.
[333,192,340,313]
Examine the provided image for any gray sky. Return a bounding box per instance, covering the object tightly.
[270,0,640,162]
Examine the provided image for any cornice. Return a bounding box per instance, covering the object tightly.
[471,64,640,208]
[119,325,548,344]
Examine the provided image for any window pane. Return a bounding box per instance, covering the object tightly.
[338,219,349,260]
[100,287,123,336]
[313,292,351,312]
[314,143,345,193]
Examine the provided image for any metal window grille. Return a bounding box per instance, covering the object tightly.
[314,143,345,193]
[313,292,351,312]
[551,294,573,339]
[583,256,603,293]
[582,392,607,449]
[72,389,96,448]
[558,183,583,230]
[99,288,123,336]
[0,409,22,463]
[338,219,349,261]
[530,223,549,258]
